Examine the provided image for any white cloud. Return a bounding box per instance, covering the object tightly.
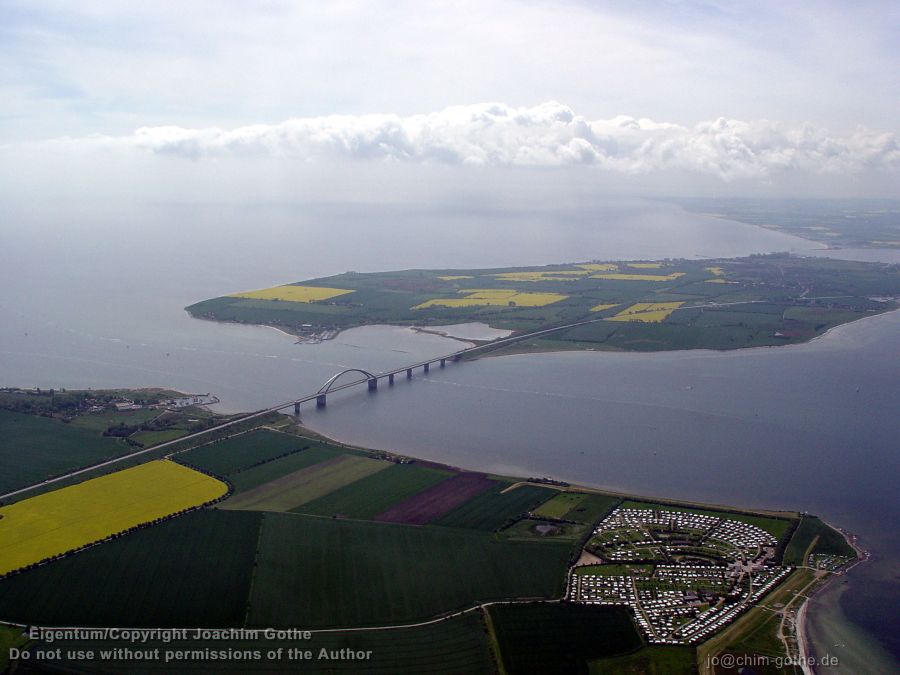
[55,102,900,181]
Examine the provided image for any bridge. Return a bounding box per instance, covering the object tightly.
[280,316,606,415]
[0,317,606,503]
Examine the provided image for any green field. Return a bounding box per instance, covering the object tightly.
[783,515,856,565]
[223,454,390,512]
[129,428,187,446]
[28,612,494,674]
[589,646,697,674]
[229,445,346,493]
[0,625,28,673]
[174,429,306,475]
[297,463,453,519]
[0,510,260,627]
[67,407,161,432]
[619,500,794,540]
[489,603,642,674]
[533,491,587,518]
[248,512,573,627]
[0,409,130,494]
[432,483,556,530]
[563,493,622,523]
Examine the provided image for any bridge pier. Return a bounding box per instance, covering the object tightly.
[424,362,430,373]
[368,378,378,391]
[440,358,446,367]
[406,368,412,379]
[316,394,327,408]
[294,402,300,415]
[388,373,394,385]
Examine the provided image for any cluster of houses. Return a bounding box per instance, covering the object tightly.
[809,552,853,572]
[673,566,791,643]
[108,393,219,412]
[569,507,789,644]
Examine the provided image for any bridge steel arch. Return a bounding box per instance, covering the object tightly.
[317,368,378,395]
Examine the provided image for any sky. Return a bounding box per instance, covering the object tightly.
[1,0,898,200]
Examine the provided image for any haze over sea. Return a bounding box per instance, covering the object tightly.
[1,199,897,671]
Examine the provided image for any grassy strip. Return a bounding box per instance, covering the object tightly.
[589,646,697,674]
[229,445,345,493]
[783,515,856,566]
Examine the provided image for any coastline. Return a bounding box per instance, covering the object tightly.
[295,417,886,671]
[796,598,813,675]
[473,304,900,361]
[794,518,872,675]
[190,297,900,363]
[0,389,882,670]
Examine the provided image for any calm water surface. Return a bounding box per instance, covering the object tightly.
[0,200,896,669]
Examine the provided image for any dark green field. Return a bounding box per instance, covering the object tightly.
[248,512,573,627]
[0,510,261,627]
[489,603,642,674]
[29,612,494,674]
[783,515,856,565]
[186,254,900,353]
[296,463,453,518]
[174,429,307,476]
[432,483,556,530]
[589,645,697,674]
[0,409,129,494]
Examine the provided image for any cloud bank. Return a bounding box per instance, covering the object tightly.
[55,102,900,181]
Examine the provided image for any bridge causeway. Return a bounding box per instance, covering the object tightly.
[0,318,607,503]
[284,317,604,414]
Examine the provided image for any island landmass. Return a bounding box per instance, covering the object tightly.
[185,253,900,355]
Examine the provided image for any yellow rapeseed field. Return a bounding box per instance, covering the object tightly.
[627,262,663,269]
[413,289,567,309]
[229,285,353,303]
[491,270,588,282]
[589,303,619,312]
[591,272,685,282]
[437,275,474,281]
[606,302,684,323]
[576,263,618,272]
[0,460,227,576]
